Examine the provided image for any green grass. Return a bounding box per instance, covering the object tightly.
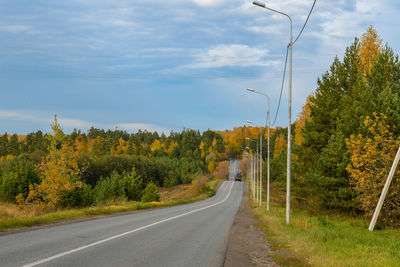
[0,178,223,232]
[251,201,400,267]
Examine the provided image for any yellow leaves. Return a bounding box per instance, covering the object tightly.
[359,26,382,75]
[274,133,287,158]
[111,137,128,155]
[25,117,82,210]
[150,139,162,153]
[294,94,313,146]
[207,161,215,173]
[166,141,178,157]
[75,134,90,154]
[346,113,400,226]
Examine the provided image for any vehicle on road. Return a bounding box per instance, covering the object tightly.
[234,171,242,182]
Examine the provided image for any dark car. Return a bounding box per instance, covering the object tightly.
[234,171,242,182]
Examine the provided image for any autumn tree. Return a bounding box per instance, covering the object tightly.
[359,26,382,76]
[294,95,312,146]
[26,116,82,209]
[347,113,400,227]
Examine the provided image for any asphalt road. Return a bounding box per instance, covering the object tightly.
[0,175,243,267]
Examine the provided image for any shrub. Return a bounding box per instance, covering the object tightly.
[60,183,94,208]
[191,176,210,195]
[0,156,39,202]
[141,182,160,202]
[93,171,126,204]
[93,168,144,204]
[122,168,143,201]
[213,161,228,179]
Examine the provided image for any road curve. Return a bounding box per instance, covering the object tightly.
[0,180,243,267]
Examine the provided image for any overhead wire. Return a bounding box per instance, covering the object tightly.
[272,45,289,126]
[293,0,317,45]
[270,0,317,126]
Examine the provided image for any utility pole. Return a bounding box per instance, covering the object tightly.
[253,0,293,224]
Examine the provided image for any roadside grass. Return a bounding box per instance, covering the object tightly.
[0,177,223,232]
[250,183,400,267]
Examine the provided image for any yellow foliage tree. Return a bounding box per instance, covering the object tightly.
[90,136,106,157]
[167,141,178,157]
[150,139,163,156]
[274,133,287,158]
[294,95,312,146]
[111,137,128,155]
[26,116,82,209]
[359,25,382,75]
[346,113,400,227]
[207,160,215,173]
[75,134,90,154]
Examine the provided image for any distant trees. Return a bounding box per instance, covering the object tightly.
[0,116,227,208]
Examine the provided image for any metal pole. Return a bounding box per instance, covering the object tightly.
[369,146,400,231]
[267,98,270,210]
[259,129,262,206]
[256,141,259,203]
[252,1,293,224]
[286,19,292,225]
[253,154,256,200]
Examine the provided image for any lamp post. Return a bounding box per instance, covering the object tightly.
[246,88,270,211]
[246,138,257,201]
[246,143,257,200]
[247,120,262,206]
[253,0,292,224]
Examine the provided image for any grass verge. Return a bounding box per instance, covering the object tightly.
[250,186,400,267]
[0,177,223,232]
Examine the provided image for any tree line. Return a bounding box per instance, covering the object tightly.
[0,118,226,209]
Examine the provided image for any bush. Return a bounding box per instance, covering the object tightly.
[0,156,40,202]
[60,183,94,208]
[191,176,210,195]
[122,168,143,201]
[141,182,160,202]
[93,168,144,204]
[93,171,126,204]
[81,155,203,188]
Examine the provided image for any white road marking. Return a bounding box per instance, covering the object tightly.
[22,181,236,267]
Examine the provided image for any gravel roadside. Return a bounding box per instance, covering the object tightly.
[224,182,279,267]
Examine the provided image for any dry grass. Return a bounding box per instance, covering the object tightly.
[0,203,39,219]
[159,183,194,202]
[0,176,222,232]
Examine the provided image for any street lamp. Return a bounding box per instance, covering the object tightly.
[246,138,257,201]
[253,0,293,225]
[247,120,262,206]
[246,88,270,211]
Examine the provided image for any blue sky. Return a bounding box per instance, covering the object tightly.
[1,0,399,134]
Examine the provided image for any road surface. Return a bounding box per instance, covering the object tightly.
[0,166,243,267]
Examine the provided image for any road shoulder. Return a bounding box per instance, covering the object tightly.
[224,182,279,267]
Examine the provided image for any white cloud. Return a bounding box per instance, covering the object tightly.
[187,44,272,68]
[310,0,386,50]
[0,109,169,133]
[192,0,227,7]
[0,25,38,34]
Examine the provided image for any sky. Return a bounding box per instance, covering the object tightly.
[1,0,400,134]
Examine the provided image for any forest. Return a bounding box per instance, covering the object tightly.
[0,117,225,209]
